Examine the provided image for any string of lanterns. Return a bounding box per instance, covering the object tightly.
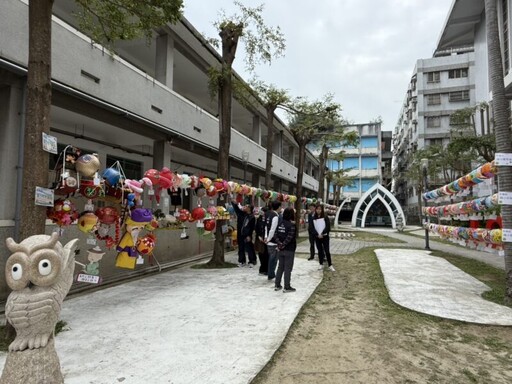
[422,161,497,201]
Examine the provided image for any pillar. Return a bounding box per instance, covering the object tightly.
[153,140,172,214]
[155,34,175,88]
[252,115,261,145]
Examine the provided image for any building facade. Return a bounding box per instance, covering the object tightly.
[0,0,321,301]
[391,0,498,223]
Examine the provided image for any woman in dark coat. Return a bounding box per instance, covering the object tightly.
[312,204,335,271]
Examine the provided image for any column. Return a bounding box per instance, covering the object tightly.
[252,115,261,145]
[155,34,175,89]
[153,140,172,214]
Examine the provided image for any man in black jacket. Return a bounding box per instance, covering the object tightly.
[231,202,257,267]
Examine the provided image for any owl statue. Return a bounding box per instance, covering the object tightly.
[4,232,78,352]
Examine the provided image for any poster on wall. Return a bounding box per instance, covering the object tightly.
[42,132,58,154]
[35,186,54,207]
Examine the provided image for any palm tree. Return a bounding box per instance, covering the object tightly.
[484,0,512,303]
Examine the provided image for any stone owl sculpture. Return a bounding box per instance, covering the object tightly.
[4,233,78,352]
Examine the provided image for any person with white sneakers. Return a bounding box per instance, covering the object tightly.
[312,204,335,272]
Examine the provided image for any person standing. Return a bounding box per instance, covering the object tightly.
[307,203,317,260]
[264,201,282,280]
[274,207,297,292]
[255,207,269,275]
[232,202,257,267]
[313,204,335,271]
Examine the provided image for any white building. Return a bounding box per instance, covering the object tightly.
[0,0,321,300]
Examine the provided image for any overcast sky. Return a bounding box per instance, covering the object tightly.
[182,0,453,132]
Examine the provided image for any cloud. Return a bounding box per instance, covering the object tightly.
[184,0,453,131]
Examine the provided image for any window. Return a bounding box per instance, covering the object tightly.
[361,157,378,169]
[503,0,510,73]
[449,90,470,102]
[427,94,441,105]
[106,155,142,181]
[426,116,441,128]
[427,71,440,83]
[448,68,468,78]
[342,157,359,170]
[449,114,471,126]
[361,136,378,148]
[428,139,443,147]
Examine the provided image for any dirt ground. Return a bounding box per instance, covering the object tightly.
[251,247,512,384]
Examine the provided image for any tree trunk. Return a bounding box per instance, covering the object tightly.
[317,144,328,202]
[209,25,241,266]
[294,141,306,231]
[485,0,512,303]
[265,107,275,189]
[20,0,54,241]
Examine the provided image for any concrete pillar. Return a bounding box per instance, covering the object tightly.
[153,140,172,213]
[0,83,23,223]
[278,130,283,157]
[252,115,261,145]
[288,145,295,166]
[155,34,175,89]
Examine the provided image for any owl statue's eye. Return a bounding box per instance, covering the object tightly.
[11,263,23,280]
[38,259,52,276]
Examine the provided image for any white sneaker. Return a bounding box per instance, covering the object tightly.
[238,263,244,268]
[248,263,254,268]
[329,265,336,272]
[318,265,324,270]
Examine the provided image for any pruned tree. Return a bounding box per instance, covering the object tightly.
[287,94,342,221]
[309,121,358,202]
[206,2,285,266]
[20,0,183,241]
[250,81,291,189]
[327,168,355,206]
[449,103,495,162]
[484,0,512,303]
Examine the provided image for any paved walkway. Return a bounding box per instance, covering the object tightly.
[0,228,510,383]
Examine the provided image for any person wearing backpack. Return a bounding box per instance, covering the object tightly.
[274,207,297,292]
[264,201,282,280]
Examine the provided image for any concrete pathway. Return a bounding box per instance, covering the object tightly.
[0,252,322,384]
[376,248,512,325]
[0,228,510,384]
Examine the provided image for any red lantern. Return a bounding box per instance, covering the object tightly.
[144,169,160,185]
[191,207,206,221]
[204,219,216,232]
[178,209,190,222]
[136,233,156,255]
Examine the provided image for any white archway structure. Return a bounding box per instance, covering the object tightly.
[350,183,406,229]
[334,197,352,229]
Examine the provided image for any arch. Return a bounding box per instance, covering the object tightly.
[351,183,406,229]
[334,197,352,229]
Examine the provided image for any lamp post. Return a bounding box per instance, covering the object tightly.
[421,158,430,250]
[242,150,249,184]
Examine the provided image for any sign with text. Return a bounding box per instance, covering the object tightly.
[76,273,101,284]
[42,132,58,154]
[498,192,512,205]
[35,186,54,207]
[502,228,512,243]
[494,153,512,166]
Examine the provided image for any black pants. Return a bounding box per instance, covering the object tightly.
[258,246,268,274]
[238,235,256,264]
[315,236,332,266]
[275,250,295,288]
[308,232,316,258]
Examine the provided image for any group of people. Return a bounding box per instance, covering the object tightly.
[231,200,334,293]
